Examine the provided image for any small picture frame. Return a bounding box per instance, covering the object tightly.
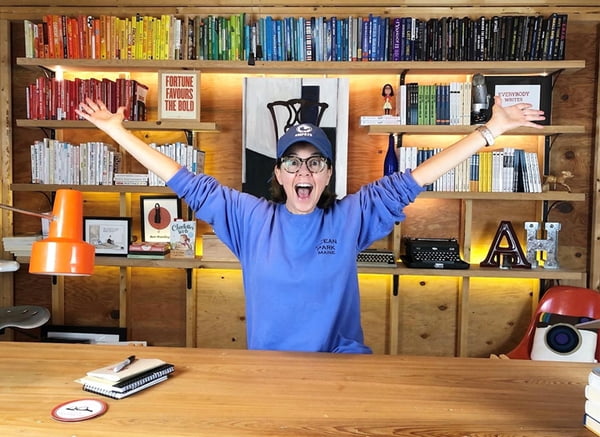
[157,70,201,121]
[485,75,552,125]
[140,195,182,243]
[84,217,131,256]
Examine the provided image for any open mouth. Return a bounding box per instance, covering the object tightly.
[295,183,313,199]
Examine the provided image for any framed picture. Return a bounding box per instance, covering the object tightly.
[140,195,181,243]
[84,217,131,256]
[41,325,127,344]
[485,75,552,125]
[157,70,201,121]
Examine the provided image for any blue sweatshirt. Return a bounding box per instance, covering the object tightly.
[168,168,423,353]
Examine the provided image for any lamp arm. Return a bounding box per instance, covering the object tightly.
[0,203,54,221]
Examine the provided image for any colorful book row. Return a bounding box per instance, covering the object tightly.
[23,13,567,62]
[398,82,472,126]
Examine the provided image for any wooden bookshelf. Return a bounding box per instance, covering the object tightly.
[16,119,218,131]
[367,124,586,136]
[2,2,599,357]
[17,58,586,76]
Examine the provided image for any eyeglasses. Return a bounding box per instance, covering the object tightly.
[280,156,329,174]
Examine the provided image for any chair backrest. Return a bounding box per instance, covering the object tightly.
[507,285,600,360]
[266,98,329,139]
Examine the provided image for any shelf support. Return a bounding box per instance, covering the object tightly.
[51,275,65,325]
[549,69,564,88]
[185,268,197,348]
[389,274,400,355]
[184,129,194,145]
[456,276,469,357]
[399,69,409,85]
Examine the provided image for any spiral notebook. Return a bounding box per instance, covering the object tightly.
[82,375,169,399]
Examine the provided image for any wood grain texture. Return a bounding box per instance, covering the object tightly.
[2,2,600,22]
[0,342,595,437]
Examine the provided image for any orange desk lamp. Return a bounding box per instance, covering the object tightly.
[0,189,94,276]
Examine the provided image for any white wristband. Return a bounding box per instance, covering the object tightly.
[475,125,495,147]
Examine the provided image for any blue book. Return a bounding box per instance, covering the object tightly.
[361,16,369,61]
[390,17,401,61]
[275,19,282,60]
[371,15,378,61]
[264,16,273,60]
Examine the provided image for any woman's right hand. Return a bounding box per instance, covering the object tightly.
[75,98,127,133]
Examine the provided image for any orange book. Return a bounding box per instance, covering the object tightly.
[54,15,64,58]
[44,15,54,58]
[65,17,74,58]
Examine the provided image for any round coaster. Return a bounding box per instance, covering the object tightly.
[51,398,108,422]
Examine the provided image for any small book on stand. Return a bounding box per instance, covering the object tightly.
[170,219,196,258]
[75,357,174,399]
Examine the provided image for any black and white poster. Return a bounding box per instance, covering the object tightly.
[242,77,349,199]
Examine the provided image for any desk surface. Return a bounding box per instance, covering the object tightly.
[0,342,596,437]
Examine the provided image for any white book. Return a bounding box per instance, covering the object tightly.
[398,84,407,125]
[462,81,472,125]
[491,149,503,192]
[586,399,600,422]
[359,115,401,126]
[526,152,543,193]
[502,147,515,192]
[524,152,534,192]
[23,20,34,58]
[87,358,168,382]
[584,413,600,436]
[398,146,406,173]
[587,384,600,404]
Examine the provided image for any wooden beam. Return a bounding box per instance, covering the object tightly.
[0,18,14,307]
[590,42,600,291]
[1,0,599,7]
[1,3,600,22]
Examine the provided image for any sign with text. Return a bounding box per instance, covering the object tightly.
[158,70,201,121]
[495,84,542,108]
[486,75,552,125]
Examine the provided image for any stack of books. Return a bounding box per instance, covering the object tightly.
[584,367,600,434]
[127,242,171,259]
[75,357,174,399]
[2,234,42,257]
[113,173,149,186]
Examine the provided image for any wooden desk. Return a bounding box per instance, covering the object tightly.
[0,342,595,436]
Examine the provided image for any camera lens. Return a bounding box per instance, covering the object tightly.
[545,323,582,354]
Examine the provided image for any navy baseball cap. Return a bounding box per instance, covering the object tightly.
[276,123,333,160]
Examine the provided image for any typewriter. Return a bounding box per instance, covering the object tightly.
[356,249,397,268]
[401,238,469,269]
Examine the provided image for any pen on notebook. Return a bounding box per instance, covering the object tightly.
[113,355,136,373]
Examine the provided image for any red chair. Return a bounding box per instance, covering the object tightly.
[507,285,600,360]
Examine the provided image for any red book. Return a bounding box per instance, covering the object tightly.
[128,242,170,255]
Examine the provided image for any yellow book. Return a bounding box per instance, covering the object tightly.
[160,14,171,60]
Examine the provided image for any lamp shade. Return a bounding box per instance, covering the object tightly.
[29,189,95,276]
